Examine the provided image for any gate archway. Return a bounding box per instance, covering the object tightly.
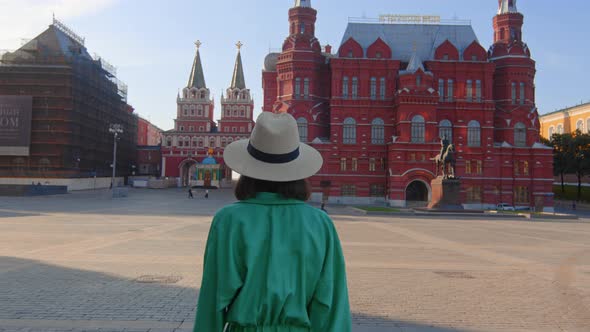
[405,180,430,207]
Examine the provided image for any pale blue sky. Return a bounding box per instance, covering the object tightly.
[1,0,587,130]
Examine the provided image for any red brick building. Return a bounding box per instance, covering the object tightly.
[161,43,254,187]
[262,0,554,210]
[137,116,162,146]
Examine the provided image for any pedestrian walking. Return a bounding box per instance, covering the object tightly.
[188,188,193,199]
[194,113,352,331]
[321,201,327,212]
[204,189,209,199]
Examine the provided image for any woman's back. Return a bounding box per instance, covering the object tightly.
[194,192,351,331]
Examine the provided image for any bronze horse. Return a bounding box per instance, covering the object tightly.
[432,144,457,179]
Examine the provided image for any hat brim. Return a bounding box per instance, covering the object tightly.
[223,139,323,182]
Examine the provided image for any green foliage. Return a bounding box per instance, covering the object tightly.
[553,185,590,203]
[355,206,401,212]
[546,130,590,200]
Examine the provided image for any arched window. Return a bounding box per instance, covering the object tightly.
[295,78,301,97]
[221,138,227,147]
[343,118,356,144]
[303,78,310,98]
[371,118,384,144]
[342,76,349,99]
[439,120,453,142]
[514,122,526,147]
[210,138,216,147]
[411,115,425,143]
[352,77,359,99]
[467,120,481,147]
[576,120,584,132]
[166,137,172,147]
[548,126,554,137]
[557,124,564,134]
[297,117,308,142]
[370,77,377,100]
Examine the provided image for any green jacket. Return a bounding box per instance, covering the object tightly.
[194,192,352,332]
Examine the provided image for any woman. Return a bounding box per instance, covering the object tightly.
[194,112,352,331]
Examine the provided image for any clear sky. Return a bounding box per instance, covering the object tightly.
[0,0,588,130]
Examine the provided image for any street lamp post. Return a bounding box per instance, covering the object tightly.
[109,124,124,189]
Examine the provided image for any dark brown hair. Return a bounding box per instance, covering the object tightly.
[234,176,311,201]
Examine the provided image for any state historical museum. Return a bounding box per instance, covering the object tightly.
[262,0,553,210]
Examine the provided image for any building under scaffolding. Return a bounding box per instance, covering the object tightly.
[0,18,137,183]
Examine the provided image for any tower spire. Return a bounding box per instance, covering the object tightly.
[294,0,311,7]
[230,41,246,89]
[498,0,518,15]
[187,40,206,89]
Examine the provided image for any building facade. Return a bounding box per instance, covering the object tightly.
[161,43,254,187]
[539,102,590,139]
[137,116,163,146]
[0,19,137,187]
[262,0,554,210]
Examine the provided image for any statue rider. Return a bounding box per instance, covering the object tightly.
[440,136,450,157]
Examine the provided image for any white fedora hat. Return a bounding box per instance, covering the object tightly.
[223,112,323,182]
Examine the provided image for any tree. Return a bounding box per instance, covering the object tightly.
[546,133,574,193]
[570,130,590,201]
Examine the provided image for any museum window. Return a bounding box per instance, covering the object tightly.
[340,157,347,171]
[514,122,526,147]
[210,138,216,147]
[375,52,382,59]
[297,117,308,142]
[439,120,453,142]
[411,115,425,143]
[514,186,529,204]
[304,78,310,98]
[352,158,358,172]
[465,160,472,174]
[523,161,529,176]
[466,186,482,203]
[370,77,377,100]
[416,75,421,87]
[380,77,386,100]
[514,161,520,176]
[341,184,356,197]
[548,126,554,137]
[295,78,301,98]
[520,82,525,105]
[300,22,305,34]
[438,79,444,102]
[475,160,483,175]
[557,124,564,134]
[466,80,473,102]
[343,117,356,144]
[467,120,481,147]
[447,79,454,101]
[352,77,359,99]
[342,76,349,99]
[370,184,385,197]
[371,118,384,144]
[369,158,376,172]
[476,80,482,102]
[511,82,517,104]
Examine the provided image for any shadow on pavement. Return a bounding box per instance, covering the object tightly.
[0,257,468,332]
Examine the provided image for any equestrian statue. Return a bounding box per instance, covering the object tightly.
[432,137,457,179]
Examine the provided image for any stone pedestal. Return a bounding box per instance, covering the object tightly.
[428,177,464,210]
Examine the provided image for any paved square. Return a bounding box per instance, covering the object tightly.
[1,189,589,331]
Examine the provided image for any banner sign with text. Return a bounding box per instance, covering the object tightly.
[0,96,33,156]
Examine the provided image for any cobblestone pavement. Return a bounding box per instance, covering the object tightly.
[1,188,590,331]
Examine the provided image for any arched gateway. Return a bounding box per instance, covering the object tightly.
[405,180,430,207]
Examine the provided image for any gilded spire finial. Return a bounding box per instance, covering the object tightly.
[195,40,202,49]
[236,41,243,51]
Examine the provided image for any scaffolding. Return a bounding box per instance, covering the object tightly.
[0,22,137,179]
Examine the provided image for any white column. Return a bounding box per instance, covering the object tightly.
[161,157,167,177]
